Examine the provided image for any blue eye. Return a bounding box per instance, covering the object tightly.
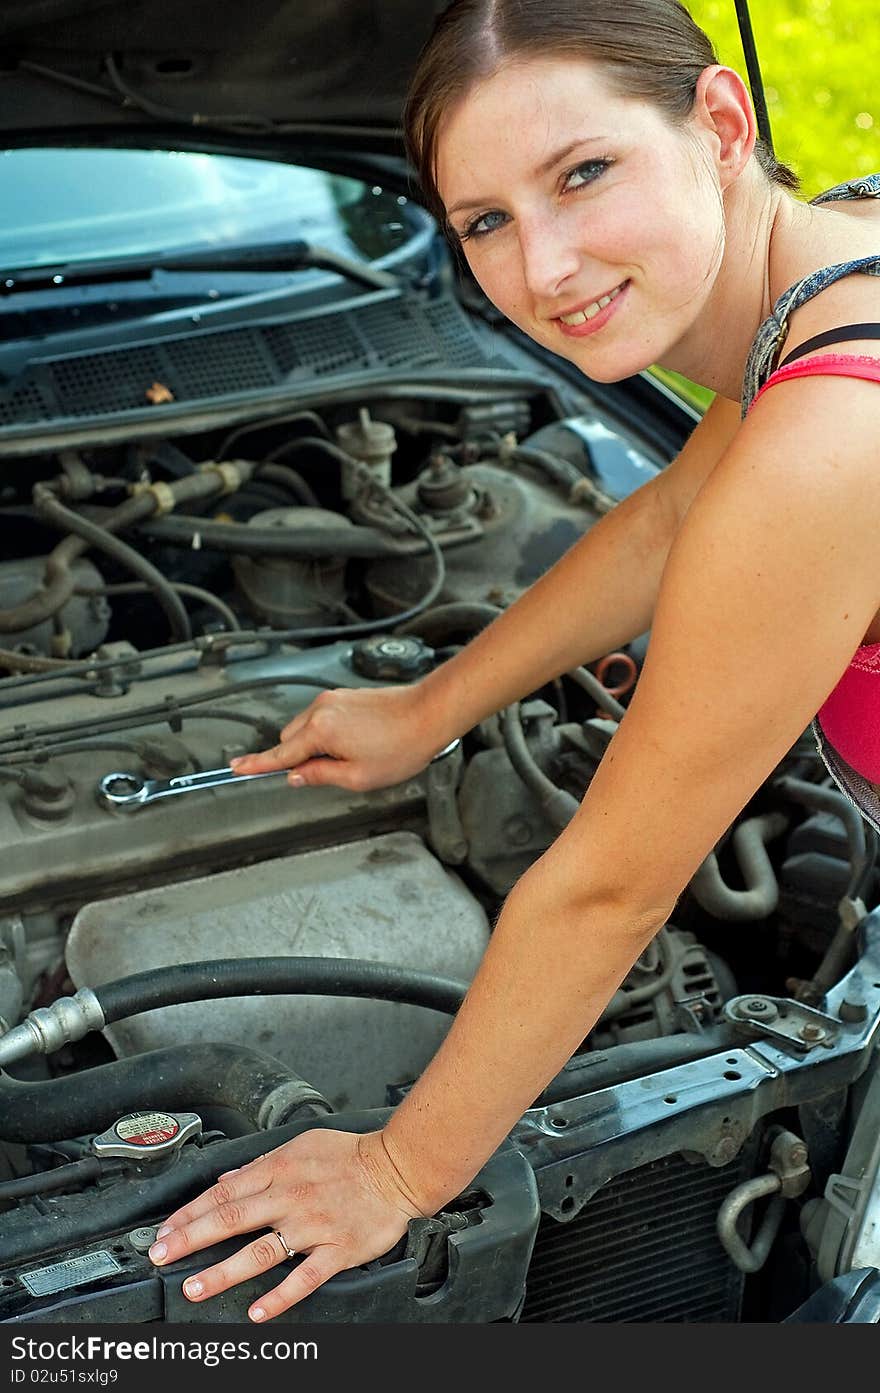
[459,208,509,241]
[563,157,613,191]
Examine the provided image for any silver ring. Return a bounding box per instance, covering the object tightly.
[273,1228,296,1260]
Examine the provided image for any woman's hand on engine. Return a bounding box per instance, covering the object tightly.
[230,683,449,793]
[148,1127,428,1321]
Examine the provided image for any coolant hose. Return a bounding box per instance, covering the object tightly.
[774,775,873,900]
[688,812,789,921]
[0,958,469,1070]
[0,1043,333,1143]
[98,958,467,1023]
[532,1024,739,1106]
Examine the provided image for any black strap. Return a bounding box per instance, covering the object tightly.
[779,323,880,368]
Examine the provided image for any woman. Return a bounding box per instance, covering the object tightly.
[148,0,880,1319]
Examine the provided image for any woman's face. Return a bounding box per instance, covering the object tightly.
[435,57,726,381]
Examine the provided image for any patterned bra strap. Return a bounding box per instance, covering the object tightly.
[748,353,880,414]
[779,323,880,368]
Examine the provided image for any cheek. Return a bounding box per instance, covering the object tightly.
[464,246,527,316]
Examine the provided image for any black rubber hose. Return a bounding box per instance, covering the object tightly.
[135,513,421,559]
[33,487,192,642]
[481,440,583,493]
[0,1043,332,1143]
[0,494,152,634]
[96,957,468,1026]
[774,775,872,900]
[0,1112,385,1266]
[532,1025,740,1106]
[0,1156,107,1199]
[396,601,502,642]
[217,410,331,458]
[501,703,579,830]
[0,468,241,637]
[254,462,319,508]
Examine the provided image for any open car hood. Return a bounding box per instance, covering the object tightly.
[0,0,443,149]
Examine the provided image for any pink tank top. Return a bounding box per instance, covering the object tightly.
[750,352,880,780]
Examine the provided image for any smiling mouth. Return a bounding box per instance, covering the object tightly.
[555,281,628,325]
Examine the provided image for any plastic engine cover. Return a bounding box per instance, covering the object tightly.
[66,832,489,1110]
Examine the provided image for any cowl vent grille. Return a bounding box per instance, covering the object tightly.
[0,296,507,428]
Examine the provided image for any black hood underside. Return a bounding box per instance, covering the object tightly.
[0,0,444,146]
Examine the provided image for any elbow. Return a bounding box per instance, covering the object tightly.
[508,853,676,946]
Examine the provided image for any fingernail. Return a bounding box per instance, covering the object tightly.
[184,1279,203,1298]
[155,1225,173,1239]
[148,1242,167,1262]
[250,1307,266,1322]
[288,774,304,787]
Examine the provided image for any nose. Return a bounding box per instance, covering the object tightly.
[517,210,581,302]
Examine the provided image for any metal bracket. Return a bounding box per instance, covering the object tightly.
[425,740,468,864]
[724,994,840,1053]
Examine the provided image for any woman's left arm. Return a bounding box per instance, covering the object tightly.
[150,376,880,1320]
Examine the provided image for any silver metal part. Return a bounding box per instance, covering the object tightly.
[66,831,489,1111]
[717,1174,786,1273]
[99,741,461,811]
[0,987,104,1067]
[513,941,880,1221]
[91,1110,202,1159]
[812,1054,880,1280]
[724,995,841,1053]
[98,765,288,810]
[425,739,468,864]
[716,1129,810,1274]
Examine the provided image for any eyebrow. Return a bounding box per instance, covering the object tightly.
[445,135,609,218]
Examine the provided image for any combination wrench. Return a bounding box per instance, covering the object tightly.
[97,739,460,811]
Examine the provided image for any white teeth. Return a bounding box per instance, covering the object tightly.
[559,284,623,326]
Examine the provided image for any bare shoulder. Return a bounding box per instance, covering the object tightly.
[777,195,880,359]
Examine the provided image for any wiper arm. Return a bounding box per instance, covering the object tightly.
[0,241,398,296]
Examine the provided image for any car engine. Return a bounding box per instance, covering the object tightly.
[1,368,879,1325]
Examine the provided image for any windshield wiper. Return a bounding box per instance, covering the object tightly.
[0,240,398,296]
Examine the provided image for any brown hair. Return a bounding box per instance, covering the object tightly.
[403,0,798,230]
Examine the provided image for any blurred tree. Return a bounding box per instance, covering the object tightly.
[689,0,878,197]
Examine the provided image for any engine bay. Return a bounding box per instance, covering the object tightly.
[2,382,880,1322]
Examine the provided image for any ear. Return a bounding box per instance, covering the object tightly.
[692,64,757,189]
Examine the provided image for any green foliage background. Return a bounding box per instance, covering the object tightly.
[654,1,878,408]
[688,0,879,198]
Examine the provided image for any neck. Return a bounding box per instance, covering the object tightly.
[658,170,799,401]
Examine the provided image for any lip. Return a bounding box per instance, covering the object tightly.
[553,280,629,339]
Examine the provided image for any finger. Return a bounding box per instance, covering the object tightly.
[180,1230,293,1306]
[152,1163,272,1245]
[285,757,356,790]
[229,746,297,774]
[230,728,318,774]
[150,1189,280,1268]
[247,1247,348,1323]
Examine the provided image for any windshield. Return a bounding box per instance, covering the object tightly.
[0,148,420,272]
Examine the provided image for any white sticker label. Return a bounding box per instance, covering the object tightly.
[20,1251,122,1298]
[115,1112,180,1146]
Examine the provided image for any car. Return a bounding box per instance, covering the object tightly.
[0,0,878,1326]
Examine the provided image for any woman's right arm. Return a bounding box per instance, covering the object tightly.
[233,394,742,787]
